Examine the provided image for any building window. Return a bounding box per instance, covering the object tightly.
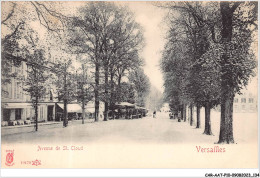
[40,106,44,120]
[249,98,254,103]
[242,105,245,110]
[41,107,43,119]
[15,109,22,120]
[50,91,53,101]
[14,82,17,99]
[241,98,246,103]
[234,98,238,103]
[250,105,254,110]
[9,82,12,98]
[234,105,238,110]
[2,84,8,98]
[30,108,35,120]
[3,109,11,121]
[17,82,21,99]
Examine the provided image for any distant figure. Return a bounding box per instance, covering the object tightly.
[169,113,174,119]
[178,111,181,122]
[153,111,156,118]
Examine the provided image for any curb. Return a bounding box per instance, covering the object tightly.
[1,122,61,130]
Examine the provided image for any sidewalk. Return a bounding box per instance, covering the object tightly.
[1,119,94,136]
[1,119,96,130]
[1,121,61,130]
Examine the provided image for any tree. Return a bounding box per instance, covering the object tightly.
[146,85,164,111]
[22,30,49,131]
[160,1,257,142]
[2,2,26,93]
[75,64,94,124]
[67,2,110,122]
[116,82,136,104]
[128,68,151,107]
[23,48,48,131]
[51,58,75,127]
[160,10,194,120]
[166,2,219,130]
[106,7,144,120]
[195,46,222,134]
[69,2,144,121]
[1,21,25,93]
[217,1,257,143]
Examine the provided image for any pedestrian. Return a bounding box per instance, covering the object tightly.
[178,111,181,122]
[153,111,156,118]
[169,112,174,119]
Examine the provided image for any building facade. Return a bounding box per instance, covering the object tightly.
[1,61,57,124]
[233,90,257,113]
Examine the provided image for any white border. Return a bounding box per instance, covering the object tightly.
[1,169,259,177]
[1,0,259,177]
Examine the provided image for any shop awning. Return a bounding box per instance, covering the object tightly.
[135,106,147,110]
[57,103,82,113]
[2,103,32,109]
[115,102,135,108]
[57,103,96,113]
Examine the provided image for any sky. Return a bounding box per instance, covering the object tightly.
[123,2,167,93]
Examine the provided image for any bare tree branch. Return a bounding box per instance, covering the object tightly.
[3,21,24,44]
[1,2,16,25]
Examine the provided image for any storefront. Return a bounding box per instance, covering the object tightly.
[1,102,56,125]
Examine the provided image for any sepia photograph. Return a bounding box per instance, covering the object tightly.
[1,0,259,174]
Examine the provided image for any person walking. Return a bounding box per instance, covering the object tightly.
[153,111,156,118]
[178,111,181,122]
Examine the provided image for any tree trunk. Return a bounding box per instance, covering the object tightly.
[218,1,237,143]
[181,105,184,120]
[218,91,234,143]
[82,99,85,124]
[104,66,109,121]
[110,72,115,120]
[35,97,38,131]
[190,104,193,126]
[95,64,100,122]
[187,105,190,121]
[203,102,213,135]
[63,70,68,127]
[183,104,186,122]
[118,74,122,87]
[220,2,233,42]
[63,98,68,127]
[196,105,201,128]
[116,74,122,103]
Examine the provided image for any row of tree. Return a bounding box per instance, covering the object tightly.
[159,1,257,143]
[2,2,151,130]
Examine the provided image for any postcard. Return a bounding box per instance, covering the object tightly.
[1,1,258,170]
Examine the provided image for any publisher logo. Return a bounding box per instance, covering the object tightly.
[5,150,14,166]
[32,159,41,166]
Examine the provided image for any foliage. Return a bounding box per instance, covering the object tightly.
[116,82,136,104]
[67,2,146,120]
[23,48,48,105]
[21,30,49,131]
[128,68,151,107]
[146,85,164,111]
[74,64,94,104]
[51,59,75,103]
[160,1,257,111]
